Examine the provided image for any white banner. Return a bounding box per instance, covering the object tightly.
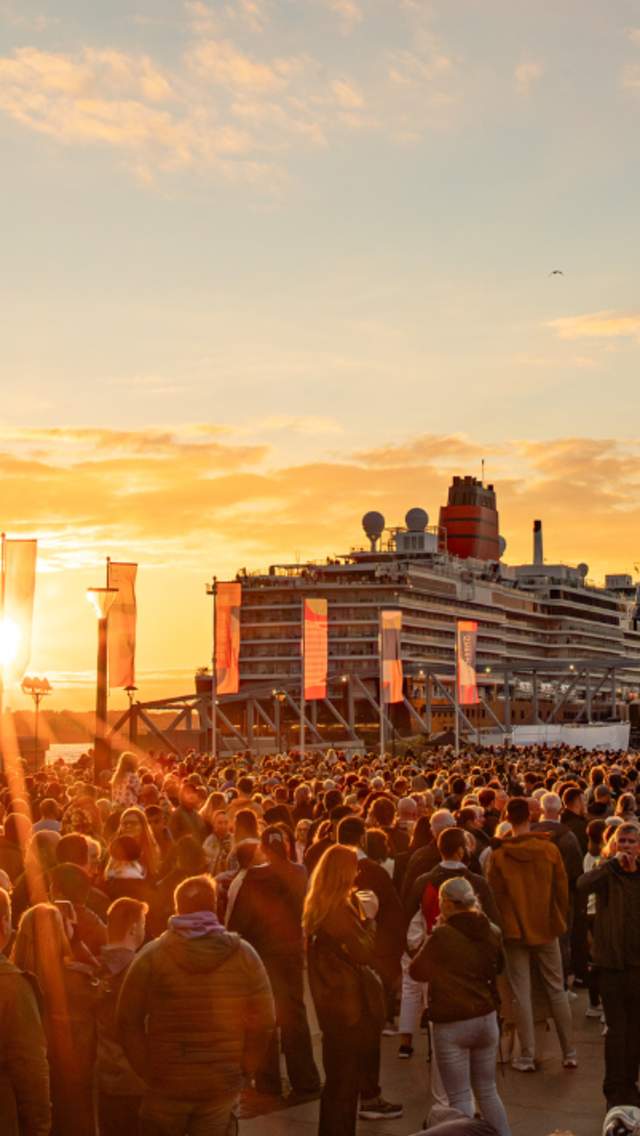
[107,561,137,689]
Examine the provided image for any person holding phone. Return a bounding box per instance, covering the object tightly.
[578,822,640,1109]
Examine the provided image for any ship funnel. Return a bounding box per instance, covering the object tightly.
[533,519,543,566]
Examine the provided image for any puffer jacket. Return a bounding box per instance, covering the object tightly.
[116,924,275,1100]
[488,832,568,945]
[0,955,50,1136]
[409,910,503,1023]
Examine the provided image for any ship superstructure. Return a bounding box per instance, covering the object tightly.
[235,476,640,726]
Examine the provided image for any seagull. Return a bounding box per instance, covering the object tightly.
[549,269,564,276]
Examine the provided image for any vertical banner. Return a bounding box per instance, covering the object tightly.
[216,582,242,694]
[380,609,403,703]
[2,538,37,681]
[303,597,328,700]
[456,619,479,705]
[107,561,137,689]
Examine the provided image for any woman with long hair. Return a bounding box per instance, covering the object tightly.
[117,806,161,880]
[304,844,401,1134]
[11,829,60,923]
[110,751,141,809]
[12,903,100,1136]
[410,876,510,1136]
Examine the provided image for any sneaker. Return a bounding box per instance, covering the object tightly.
[397,1044,414,1059]
[511,1056,536,1072]
[359,1097,404,1120]
[381,1022,399,1037]
[563,1051,578,1069]
[586,1005,602,1019]
[567,989,578,1001]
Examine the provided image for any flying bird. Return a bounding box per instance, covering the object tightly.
[549,269,564,276]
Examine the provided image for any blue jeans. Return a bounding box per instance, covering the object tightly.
[432,1012,511,1136]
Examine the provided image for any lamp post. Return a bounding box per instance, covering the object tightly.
[87,587,118,782]
[21,676,52,768]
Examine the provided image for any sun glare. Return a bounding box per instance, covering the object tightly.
[0,617,22,668]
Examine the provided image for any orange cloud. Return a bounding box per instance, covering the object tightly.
[549,311,640,341]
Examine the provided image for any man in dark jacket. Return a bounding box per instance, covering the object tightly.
[533,791,586,981]
[96,897,149,1136]
[0,887,51,1136]
[228,826,320,1100]
[561,786,589,856]
[406,827,500,930]
[117,873,275,1135]
[577,823,640,1108]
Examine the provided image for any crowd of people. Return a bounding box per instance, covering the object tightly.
[1,740,640,1136]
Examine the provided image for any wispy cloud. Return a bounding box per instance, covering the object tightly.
[0,1,461,186]
[548,311,640,341]
[325,0,363,34]
[514,60,544,96]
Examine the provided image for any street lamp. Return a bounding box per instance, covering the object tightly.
[87,587,118,781]
[21,675,52,768]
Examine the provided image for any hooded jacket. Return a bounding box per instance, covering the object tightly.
[409,911,503,1023]
[0,955,50,1136]
[116,920,275,1100]
[487,832,568,945]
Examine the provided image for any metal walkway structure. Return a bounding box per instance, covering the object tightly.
[107,656,640,755]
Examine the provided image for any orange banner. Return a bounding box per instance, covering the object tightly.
[303,597,328,700]
[380,609,403,704]
[107,561,137,689]
[216,582,241,694]
[456,619,479,705]
[2,538,37,682]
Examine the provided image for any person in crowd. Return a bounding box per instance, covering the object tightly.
[304,844,402,1131]
[49,862,107,958]
[32,797,62,834]
[0,887,51,1136]
[118,807,161,881]
[409,876,510,1136]
[56,831,110,920]
[110,752,141,809]
[402,809,457,898]
[488,797,576,1072]
[103,835,154,905]
[12,902,99,1136]
[168,782,208,843]
[532,791,586,982]
[577,822,640,1109]
[228,824,321,1101]
[144,803,175,874]
[95,897,149,1136]
[202,809,233,875]
[561,787,589,857]
[337,815,405,1033]
[295,817,313,863]
[0,813,32,883]
[117,873,275,1135]
[11,829,60,923]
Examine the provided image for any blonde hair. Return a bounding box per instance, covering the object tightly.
[118,806,161,878]
[111,751,139,786]
[12,903,72,995]
[303,844,358,937]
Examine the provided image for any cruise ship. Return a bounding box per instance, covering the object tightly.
[233,476,640,733]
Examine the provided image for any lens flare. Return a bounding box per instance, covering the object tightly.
[0,617,22,668]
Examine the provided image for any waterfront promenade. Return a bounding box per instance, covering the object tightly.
[244,990,604,1136]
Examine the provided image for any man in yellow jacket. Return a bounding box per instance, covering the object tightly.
[488,797,576,1073]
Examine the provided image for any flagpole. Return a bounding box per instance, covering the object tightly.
[454,622,460,757]
[300,598,305,758]
[0,534,4,770]
[210,577,217,761]
[379,612,385,759]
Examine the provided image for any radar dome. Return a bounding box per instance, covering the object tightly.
[498,535,507,558]
[577,562,589,578]
[405,507,429,532]
[362,511,385,541]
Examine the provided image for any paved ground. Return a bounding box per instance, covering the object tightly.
[242,991,607,1136]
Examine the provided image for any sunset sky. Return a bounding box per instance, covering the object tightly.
[1,0,640,709]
